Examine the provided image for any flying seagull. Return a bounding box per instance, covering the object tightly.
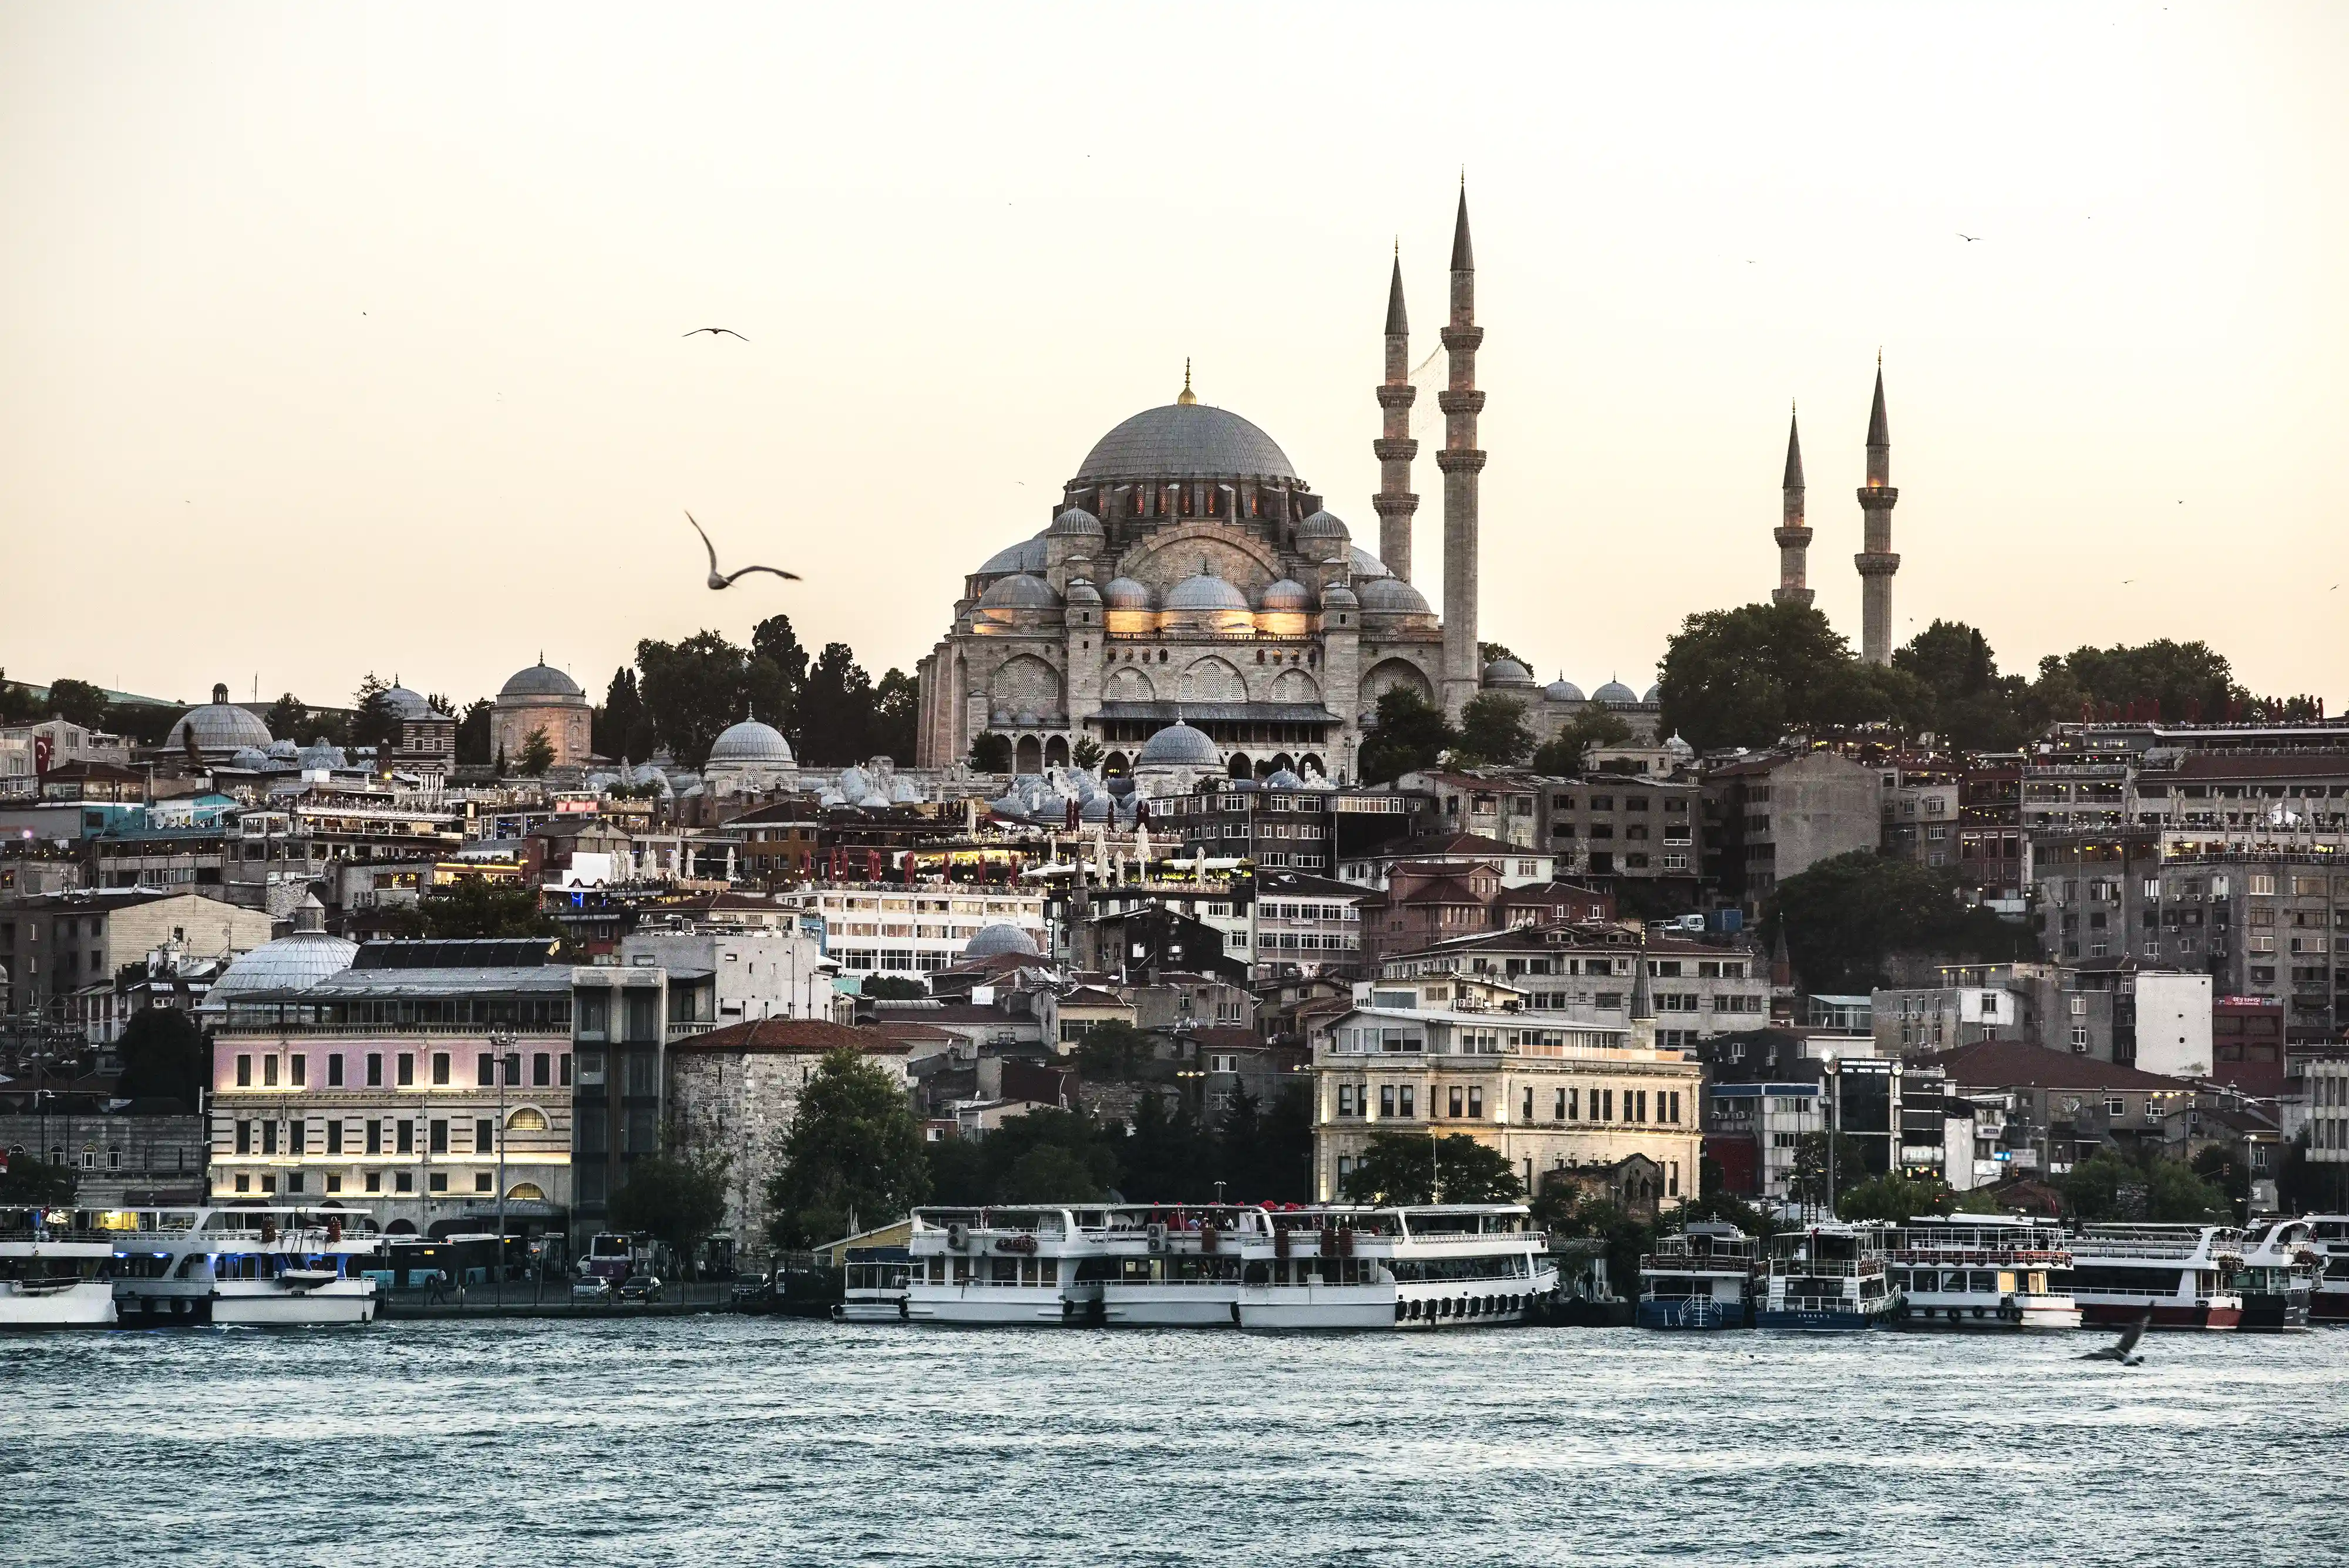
[683,327,749,341]
[685,511,799,589]
[1958,233,1982,241]
[2079,1313,2149,1365]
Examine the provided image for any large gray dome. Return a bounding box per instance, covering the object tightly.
[379,685,432,720]
[499,662,585,702]
[1102,577,1153,609]
[1047,506,1103,538]
[1483,657,1537,688]
[205,930,359,1006]
[977,535,1048,576]
[166,684,273,754]
[1593,680,1639,706]
[1546,678,1586,703]
[977,573,1061,610]
[708,719,793,765]
[1163,572,1250,612]
[1258,578,1313,611]
[1136,721,1221,768]
[1075,403,1296,483]
[1358,576,1432,614]
[963,923,1041,959]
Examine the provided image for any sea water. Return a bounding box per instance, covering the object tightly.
[3,1317,2339,1566]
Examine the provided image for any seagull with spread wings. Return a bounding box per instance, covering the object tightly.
[2079,1313,2150,1365]
[686,511,799,589]
[683,327,749,341]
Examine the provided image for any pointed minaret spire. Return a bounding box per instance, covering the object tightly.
[1856,359,1900,665]
[1176,358,1197,406]
[1437,183,1485,719]
[1772,401,1813,608]
[1372,248,1420,581]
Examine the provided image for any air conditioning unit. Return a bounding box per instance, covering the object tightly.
[946,1222,969,1251]
[1146,1222,1167,1253]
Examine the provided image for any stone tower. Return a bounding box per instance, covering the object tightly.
[1855,363,1900,665]
[1772,404,1812,607]
[1372,249,1420,583]
[1437,186,1485,718]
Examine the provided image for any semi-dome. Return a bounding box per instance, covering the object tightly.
[1101,577,1153,609]
[977,573,1061,610]
[1136,720,1221,768]
[1074,402,1297,483]
[1358,576,1433,614]
[708,719,794,766]
[977,535,1048,576]
[379,685,432,721]
[1163,572,1250,612]
[499,662,585,702]
[1298,509,1350,541]
[1347,545,1393,580]
[166,684,274,755]
[1546,678,1586,702]
[1047,506,1104,538]
[1257,578,1313,612]
[1483,657,1537,688]
[963,923,1041,959]
[1593,680,1639,706]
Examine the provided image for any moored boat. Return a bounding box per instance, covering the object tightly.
[2065,1224,2244,1331]
[1236,1204,1555,1331]
[2233,1219,2316,1331]
[1636,1223,1758,1330]
[1,1207,118,1329]
[2308,1215,2349,1326]
[1757,1223,1899,1331]
[109,1206,382,1326]
[833,1244,912,1323]
[1884,1214,2079,1331]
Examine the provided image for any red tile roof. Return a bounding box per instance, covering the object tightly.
[668,1018,909,1055]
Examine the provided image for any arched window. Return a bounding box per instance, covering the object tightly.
[506,1107,549,1132]
[506,1182,547,1203]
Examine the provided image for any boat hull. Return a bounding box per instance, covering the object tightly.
[834,1296,908,1323]
[1755,1303,1899,1332]
[2237,1290,2311,1331]
[1102,1287,1238,1327]
[116,1284,376,1326]
[905,1287,1078,1325]
[1897,1294,2081,1331]
[2077,1299,2241,1331]
[0,1280,118,1328]
[2313,1287,2349,1325]
[1636,1298,1746,1330]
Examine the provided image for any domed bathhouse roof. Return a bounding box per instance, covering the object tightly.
[963,923,1042,959]
[1593,680,1640,706]
[1545,678,1586,703]
[1358,576,1433,614]
[1257,578,1314,612]
[166,683,274,756]
[1047,506,1104,538]
[1263,767,1307,789]
[1482,657,1537,688]
[977,534,1049,576]
[976,573,1061,611]
[1136,720,1221,769]
[1074,402,1297,483]
[266,738,300,761]
[1163,571,1251,613]
[1081,792,1115,822]
[707,719,794,766]
[229,746,272,770]
[1101,577,1153,609]
[499,661,586,703]
[299,741,348,770]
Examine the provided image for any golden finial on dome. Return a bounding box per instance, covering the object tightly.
[1176,357,1196,406]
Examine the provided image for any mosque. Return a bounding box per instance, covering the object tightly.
[911,190,1661,786]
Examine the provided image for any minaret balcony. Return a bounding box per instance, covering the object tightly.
[1372,438,1419,462]
[1433,448,1488,474]
[1773,527,1813,548]
[1370,491,1420,515]
[1854,553,1902,577]
[1856,485,1899,509]
[1441,326,1484,352]
[1437,389,1486,416]
[1375,385,1418,409]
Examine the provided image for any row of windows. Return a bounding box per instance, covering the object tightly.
[226,1167,517,1198]
[230,1108,552,1157]
[1331,1083,1686,1124]
[233,1049,571,1091]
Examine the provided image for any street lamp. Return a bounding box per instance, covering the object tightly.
[490,1028,512,1306]
[1821,1050,1841,1223]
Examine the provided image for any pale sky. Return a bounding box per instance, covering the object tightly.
[3,2,2343,714]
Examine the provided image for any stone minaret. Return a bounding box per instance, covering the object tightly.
[1855,362,1900,665]
[1372,248,1419,582]
[1772,404,1812,607]
[1437,186,1485,718]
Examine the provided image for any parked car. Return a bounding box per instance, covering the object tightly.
[618,1273,664,1304]
[730,1272,773,1306]
[571,1274,614,1304]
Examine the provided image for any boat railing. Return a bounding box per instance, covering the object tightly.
[1647,1237,1761,1264]
[1640,1252,1756,1274]
[0,1225,119,1245]
[1886,1246,2071,1266]
[1767,1257,1884,1277]
[2070,1237,2243,1264]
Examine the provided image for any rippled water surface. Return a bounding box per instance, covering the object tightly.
[5,1317,2342,1566]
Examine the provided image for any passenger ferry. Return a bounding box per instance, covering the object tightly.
[109,1207,383,1325]
[905,1205,1118,1325]
[2308,1214,2349,1325]
[833,1244,912,1323]
[2065,1224,2244,1330]
[1,1208,117,1328]
[1235,1205,1554,1330]
[1757,1224,1900,1331]
[1635,1223,1759,1330]
[1884,1214,2079,1330]
[2233,1219,2316,1331]
[1099,1206,1267,1327]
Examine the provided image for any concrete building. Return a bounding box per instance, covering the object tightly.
[1162,775,1338,874]
[620,926,837,1027]
[1336,831,1556,893]
[2307,1056,2349,1167]
[1247,870,1364,978]
[1396,772,1542,851]
[1539,775,1704,885]
[1705,749,1884,908]
[1873,961,2211,1078]
[1372,926,1770,1051]
[570,961,673,1240]
[0,889,273,1022]
[489,661,594,770]
[775,885,1046,984]
[1879,755,1961,870]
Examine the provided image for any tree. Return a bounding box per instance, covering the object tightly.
[0,669,40,726]
[1072,1020,1156,1081]
[1836,1170,1955,1223]
[0,1159,75,1204]
[595,668,657,761]
[746,614,809,732]
[117,1007,208,1106]
[1118,1091,1213,1202]
[1658,601,1931,751]
[1071,736,1104,771]
[871,669,920,763]
[637,630,751,765]
[859,975,927,1001]
[379,878,557,940]
[1892,620,2030,751]
[1531,706,1633,776]
[1339,1133,1520,1204]
[969,731,1012,771]
[768,1048,931,1247]
[799,642,876,764]
[1790,1131,1871,1213]
[1001,1144,1109,1203]
[455,700,493,765]
[1478,641,1526,668]
[1766,850,2034,994]
[1532,1187,1658,1298]
[607,1149,732,1261]
[1452,692,1533,767]
[348,673,401,751]
[43,678,110,730]
[517,727,556,776]
[2031,639,2239,725]
[1357,686,1458,785]
[1215,1085,1313,1203]
[264,693,309,742]
[2061,1148,2228,1223]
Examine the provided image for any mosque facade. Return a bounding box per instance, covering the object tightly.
[913,190,1658,785]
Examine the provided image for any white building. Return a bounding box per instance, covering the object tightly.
[776,886,1048,982]
[620,927,838,1025]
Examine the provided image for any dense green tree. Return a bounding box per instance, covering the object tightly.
[1657,602,1860,750]
[0,669,40,725]
[1478,641,1526,668]
[636,630,753,765]
[263,694,309,743]
[455,699,493,765]
[379,879,557,940]
[798,642,876,764]
[2061,1148,2228,1223]
[1071,1021,1156,1081]
[872,668,920,763]
[1530,706,1634,776]
[1119,1091,1213,1202]
[769,1048,931,1246]
[1452,692,1533,767]
[1001,1144,1109,1203]
[1836,1170,1955,1223]
[968,731,1012,771]
[1214,1085,1314,1203]
[1357,686,1458,785]
[746,614,809,732]
[923,1108,1122,1206]
[348,673,402,752]
[2032,639,2239,725]
[116,1007,208,1106]
[1892,620,2032,751]
[1765,850,2035,994]
[0,1159,76,1204]
[43,678,110,730]
[595,668,657,761]
[607,1148,732,1260]
[1071,736,1104,771]
[517,727,556,776]
[858,975,927,1001]
[1340,1132,1520,1204]
[1530,1189,1658,1296]
[1790,1131,1872,1212]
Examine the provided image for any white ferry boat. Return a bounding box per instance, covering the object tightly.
[2233,1218,2316,1331]
[1635,1223,1759,1330]
[1757,1224,1900,1331]
[1101,1206,1270,1327]
[1,1208,118,1328]
[1885,1214,2079,1330]
[905,1205,1117,1325]
[2308,1214,2349,1326]
[1234,1204,1554,1330]
[2066,1223,2244,1331]
[833,1244,912,1323]
[110,1207,383,1325]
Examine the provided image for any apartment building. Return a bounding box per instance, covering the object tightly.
[1370,926,1768,1050]
[1539,776,1704,886]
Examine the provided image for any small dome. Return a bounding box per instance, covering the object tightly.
[1298,509,1350,540]
[379,685,432,721]
[977,573,1061,610]
[1136,721,1221,768]
[708,720,794,766]
[499,662,585,702]
[1065,579,1102,606]
[977,535,1049,576]
[1257,578,1313,612]
[1358,576,1432,614]
[1593,680,1639,706]
[166,685,274,755]
[1102,577,1153,609]
[857,792,891,809]
[1015,710,1039,728]
[1164,572,1250,612]
[299,741,346,770]
[206,929,359,1007]
[1080,793,1114,821]
[230,746,272,770]
[1642,684,1662,704]
[1347,546,1392,580]
[266,739,300,761]
[1546,678,1586,702]
[1320,581,1359,611]
[1263,767,1306,789]
[963,923,1041,959]
[1048,506,1104,538]
[1483,657,1537,688]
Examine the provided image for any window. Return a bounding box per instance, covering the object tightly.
[1448,1085,1464,1118]
[289,1055,306,1088]
[1399,1085,1416,1118]
[366,1120,381,1155]
[1379,1084,1395,1118]
[474,1172,493,1193]
[396,1121,414,1155]
[367,1052,383,1088]
[429,1173,449,1194]
[326,1120,343,1156]
[1523,1086,1534,1121]
[397,1053,414,1088]
[2070,1027,2089,1051]
[234,1121,251,1155]
[1338,1084,1356,1117]
[477,1053,496,1087]
[1467,1085,1483,1119]
[432,1052,451,1086]
[476,1118,496,1153]
[327,1054,344,1088]
[235,1054,252,1088]
[533,1052,552,1087]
